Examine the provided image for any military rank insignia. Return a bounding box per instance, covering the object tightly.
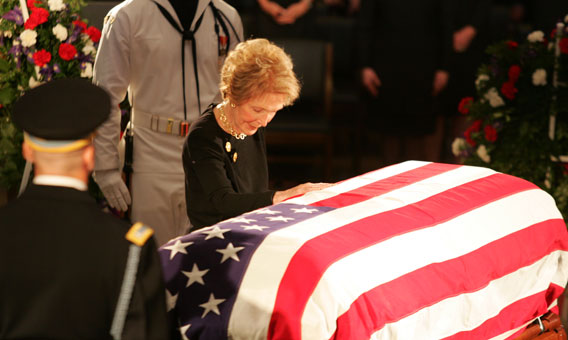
[126,222,154,246]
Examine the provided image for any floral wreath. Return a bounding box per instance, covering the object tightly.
[452,16,568,219]
[0,0,100,190]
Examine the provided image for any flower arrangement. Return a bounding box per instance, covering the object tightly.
[452,16,568,219]
[0,0,100,190]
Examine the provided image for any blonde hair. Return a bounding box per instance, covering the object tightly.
[220,38,300,106]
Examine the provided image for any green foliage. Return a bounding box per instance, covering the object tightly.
[0,0,99,190]
[453,24,568,220]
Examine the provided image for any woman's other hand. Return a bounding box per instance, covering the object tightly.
[273,182,333,204]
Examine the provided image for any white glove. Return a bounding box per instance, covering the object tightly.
[93,169,131,211]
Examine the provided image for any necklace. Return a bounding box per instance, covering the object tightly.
[218,102,246,140]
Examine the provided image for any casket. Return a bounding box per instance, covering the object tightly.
[160,161,568,339]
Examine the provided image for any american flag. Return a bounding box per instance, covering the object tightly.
[159,161,568,340]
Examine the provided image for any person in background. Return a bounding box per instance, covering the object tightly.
[357,0,453,166]
[0,79,173,339]
[255,0,316,39]
[440,0,493,162]
[183,38,330,230]
[92,0,243,245]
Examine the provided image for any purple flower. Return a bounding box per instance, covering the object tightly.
[68,25,82,44]
[2,6,24,26]
[53,63,61,73]
[9,43,22,57]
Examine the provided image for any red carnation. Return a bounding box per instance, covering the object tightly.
[26,0,39,8]
[506,41,518,49]
[85,26,101,43]
[508,65,521,83]
[73,20,87,32]
[33,49,51,67]
[560,38,568,55]
[501,81,518,100]
[484,124,497,142]
[24,7,49,30]
[458,97,473,115]
[464,119,482,147]
[58,43,77,61]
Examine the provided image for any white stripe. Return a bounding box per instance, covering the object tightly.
[370,250,568,340]
[302,189,562,339]
[286,160,433,205]
[228,165,497,339]
[487,300,558,340]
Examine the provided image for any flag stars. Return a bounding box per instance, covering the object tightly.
[199,293,226,318]
[201,226,231,240]
[226,216,256,224]
[165,289,178,312]
[182,263,209,287]
[240,224,269,231]
[216,242,245,263]
[291,207,319,214]
[267,216,295,222]
[179,324,191,340]
[255,208,281,215]
[162,239,194,260]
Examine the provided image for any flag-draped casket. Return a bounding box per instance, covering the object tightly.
[159,161,568,340]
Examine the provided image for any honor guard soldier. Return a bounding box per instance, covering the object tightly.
[0,79,174,340]
[92,0,244,245]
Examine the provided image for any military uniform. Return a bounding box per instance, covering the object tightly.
[93,0,244,245]
[0,184,172,339]
[0,79,174,339]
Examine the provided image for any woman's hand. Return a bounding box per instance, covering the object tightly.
[273,182,332,204]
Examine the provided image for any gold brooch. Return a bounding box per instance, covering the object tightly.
[225,141,231,153]
[232,152,238,163]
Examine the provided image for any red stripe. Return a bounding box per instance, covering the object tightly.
[268,173,538,339]
[331,219,568,340]
[311,163,462,208]
[444,284,565,340]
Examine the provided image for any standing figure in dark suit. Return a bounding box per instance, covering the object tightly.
[441,0,493,162]
[357,0,453,165]
[0,79,173,340]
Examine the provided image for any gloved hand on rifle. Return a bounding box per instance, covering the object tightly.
[93,169,131,211]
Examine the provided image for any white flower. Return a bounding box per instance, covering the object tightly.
[52,23,68,41]
[527,30,544,43]
[451,138,467,157]
[48,0,65,11]
[475,74,490,90]
[81,62,93,78]
[483,87,505,108]
[532,68,547,86]
[29,75,42,89]
[20,29,38,47]
[476,145,491,163]
[3,30,12,38]
[82,40,96,56]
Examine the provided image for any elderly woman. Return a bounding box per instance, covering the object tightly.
[182,38,329,230]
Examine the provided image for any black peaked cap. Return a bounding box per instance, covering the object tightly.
[12,78,111,140]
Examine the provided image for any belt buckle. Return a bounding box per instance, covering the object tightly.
[180,121,190,137]
[166,118,174,134]
[150,115,159,132]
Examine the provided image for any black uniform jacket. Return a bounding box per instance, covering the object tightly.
[0,184,173,340]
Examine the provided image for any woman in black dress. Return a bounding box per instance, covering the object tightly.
[183,38,330,230]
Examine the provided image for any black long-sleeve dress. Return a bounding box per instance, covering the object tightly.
[183,105,275,230]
